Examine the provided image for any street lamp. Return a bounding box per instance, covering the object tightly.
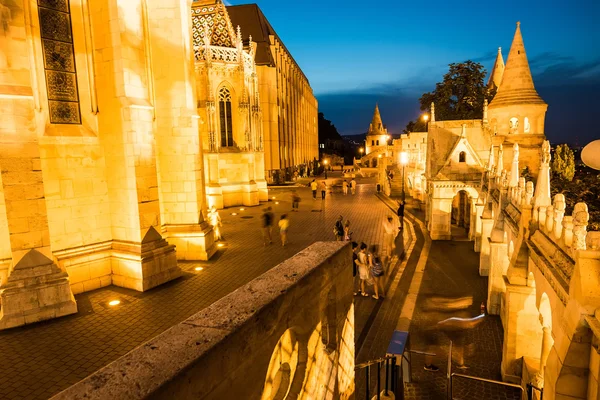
[422,114,429,131]
[359,147,364,159]
[400,151,409,201]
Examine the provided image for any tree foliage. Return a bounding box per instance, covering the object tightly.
[550,144,575,181]
[404,60,495,132]
[318,112,342,142]
[551,170,600,231]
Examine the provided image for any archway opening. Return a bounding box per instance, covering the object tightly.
[451,190,471,239]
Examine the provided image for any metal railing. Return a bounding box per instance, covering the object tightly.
[446,341,524,400]
[526,383,544,400]
[355,355,397,400]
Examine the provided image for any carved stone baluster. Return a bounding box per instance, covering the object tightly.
[524,181,534,206]
[538,206,547,230]
[518,177,526,205]
[545,205,554,235]
[562,216,574,250]
[572,202,589,251]
[553,194,566,241]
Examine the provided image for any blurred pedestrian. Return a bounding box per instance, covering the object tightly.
[351,241,359,295]
[342,179,348,195]
[350,178,357,195]
[320,180,327,200]
[262,207,274,246]
[334,215,344,241]
[291,190,300,212]
[208,206,222,241]
[356,243,369,296]
[278,214,289,246]
[368,244,385,299]
[383,216,396,258]
[310,179,318,199]
[397,200,405,230]
[344,219,352,241]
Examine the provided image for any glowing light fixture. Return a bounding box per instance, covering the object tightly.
[422,114,429,122]
[231,212,238,216]
[239,208,245,211]
[275,201,280,205]
[195,267,204,271]
[108,300,121,306]
[378,154,382,158]
[217,243,225,248]
[400,151,409,165]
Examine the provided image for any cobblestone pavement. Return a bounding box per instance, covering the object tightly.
[356,198,521,400]
[0,172,397,400]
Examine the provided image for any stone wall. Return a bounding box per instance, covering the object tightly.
[51,241,355,400]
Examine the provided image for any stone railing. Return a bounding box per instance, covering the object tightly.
[194,46,254,71]
[51,242,355,400]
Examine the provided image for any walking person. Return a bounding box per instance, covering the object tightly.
[397,200,405,230]
[261,207,274,246]
[350,178,357,195]
[356,243,370,297]
[208,206,222,241]
[310,179,318,200]
[278,214,289,247]
[351,242,360,295]
[290,190,300,212]
[342,180,348,195]
[383,216,396,259]
[344,219,352,241]
[334,215,344,241]
[320,180,327,200]
[368,245,385,299]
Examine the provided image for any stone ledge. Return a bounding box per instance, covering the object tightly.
[51,241,351,400]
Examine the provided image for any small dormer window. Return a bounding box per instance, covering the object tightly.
[524,117,531,133]
[459,151,466,163]
[372,140,374,146]
[376,140,379,145]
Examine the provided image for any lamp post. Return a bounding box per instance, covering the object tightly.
[422,114,429,131]
[400,151,409,201]
[359,147,364,159]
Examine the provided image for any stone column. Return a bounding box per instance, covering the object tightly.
[472,201,484,246]
[537,325,553,385]
[0,24,76,326]
[147,0,215,260]
[479,210,494,275]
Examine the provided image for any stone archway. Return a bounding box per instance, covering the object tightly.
[451,190,472,239]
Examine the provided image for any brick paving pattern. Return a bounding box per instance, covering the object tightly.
[355,199,521,400]
[0,173,394,400]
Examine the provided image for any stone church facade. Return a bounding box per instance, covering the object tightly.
[0,0,314,329]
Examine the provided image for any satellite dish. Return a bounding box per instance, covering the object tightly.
[581,140,600,170]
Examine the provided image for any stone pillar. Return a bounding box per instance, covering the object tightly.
[537,326,553,385]
[472,202,484,249]
[488,239,508,315]
[429,197,452,240]
[479,214,494,276]
[501,284,541,383]
[147,0,215,260]
[0,63,76,328]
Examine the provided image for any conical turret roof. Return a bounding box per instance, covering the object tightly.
[368,103,385,135]
[487,47,505,90]
[489,22,545,107]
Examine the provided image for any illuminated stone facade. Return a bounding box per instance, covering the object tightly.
[192,0,267,208]
[0,0,221,329]
[228,4,319,183]
[424,22,547,242]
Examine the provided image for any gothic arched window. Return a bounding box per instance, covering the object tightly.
[376,140,379,146]
[371,140,374,146]
[459,151,466,163]
[219,87,233,147]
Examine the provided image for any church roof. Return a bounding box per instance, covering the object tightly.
[368,104,385,135]
[227,4,310,84]
[487,47,505,90]
[489,22,546,107]
[192,0,237,48]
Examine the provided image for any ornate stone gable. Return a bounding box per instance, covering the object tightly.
[433,124,485,180]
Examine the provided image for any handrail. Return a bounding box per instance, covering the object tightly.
[355,355,396,370]
[451,373,524,390]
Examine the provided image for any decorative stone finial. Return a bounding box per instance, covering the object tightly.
[461,124,467,138]
[431,102,435,122]
[516,21,521,27]
[553,194,566,240]
[483,99,488,124]
[513,143,519,163]
[542,140,551,164]
[572,202,589,251]
[525,181,534,205]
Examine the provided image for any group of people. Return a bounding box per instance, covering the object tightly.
[261,206,290,247]
[310,178,357,200]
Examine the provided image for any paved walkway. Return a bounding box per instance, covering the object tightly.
[0,172,397,400]
[356,197,521,399]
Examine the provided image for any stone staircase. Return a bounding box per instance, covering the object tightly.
[389,167,404,198]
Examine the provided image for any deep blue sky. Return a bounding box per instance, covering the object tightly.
[226,0,600,145]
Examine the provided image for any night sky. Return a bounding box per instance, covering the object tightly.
[225,0,600,146]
